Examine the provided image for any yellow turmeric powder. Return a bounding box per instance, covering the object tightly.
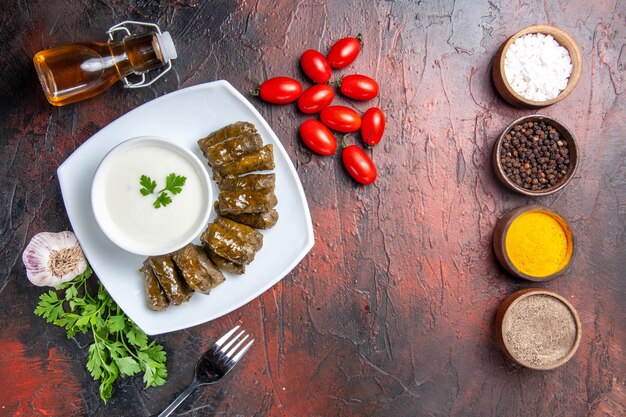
[505,210,572,278]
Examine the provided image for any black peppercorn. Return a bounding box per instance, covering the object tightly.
[500,121,571,191]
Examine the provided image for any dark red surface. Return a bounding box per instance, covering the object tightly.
[1,1,625,416]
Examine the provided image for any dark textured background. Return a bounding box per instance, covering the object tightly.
[1,1,625,416]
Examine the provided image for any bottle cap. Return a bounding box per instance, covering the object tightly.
[156,32,177,62]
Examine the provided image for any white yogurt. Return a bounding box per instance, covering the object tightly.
[93,138,210,255]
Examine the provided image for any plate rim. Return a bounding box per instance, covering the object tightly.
[57,80,314,335]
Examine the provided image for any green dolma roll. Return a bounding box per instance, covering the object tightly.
[213,144,275,179]
[207,248,246,275]
[200,218,262,265]
[140,260,169,311]
[172,243,225,293]
[218,189,278,215]
[197,121,257,156]
[205,134,263,168]
[215,217,263,250]
[218,173,276,192]
[214,201,279,229]
[147,255,192,306]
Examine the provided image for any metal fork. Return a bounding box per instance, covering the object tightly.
[157,325,255,417]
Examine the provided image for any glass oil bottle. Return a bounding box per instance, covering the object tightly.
[33,21,177,106]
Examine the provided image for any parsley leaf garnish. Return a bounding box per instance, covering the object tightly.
[139,173,186,208]
[153,192,172,209]
[139,175,157,196]
[164,173,186,195]
[34,266,167,403]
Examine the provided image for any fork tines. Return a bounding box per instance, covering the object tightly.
[213,325,255,365]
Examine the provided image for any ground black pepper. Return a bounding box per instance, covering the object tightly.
[500,121,571,191]
[504,294,577,367]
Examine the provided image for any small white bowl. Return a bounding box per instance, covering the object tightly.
[91,136,211,256]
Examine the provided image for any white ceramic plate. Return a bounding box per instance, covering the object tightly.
[58,80,314,335]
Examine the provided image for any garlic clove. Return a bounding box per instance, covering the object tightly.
[22,231,88,288]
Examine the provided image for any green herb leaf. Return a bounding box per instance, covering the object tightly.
[115,356,141,377]
[144,361,168,387]
[33,264,168,403]
[143,343,167,364]
[106,341,126,359]
[65,284,78,301]
[164,173,187,195]
[107,315,126,333]
[139,175,157,196]
[87,343,105,380]
[126,326,148,348]
[153,192,172,208]
[34,291,64,323]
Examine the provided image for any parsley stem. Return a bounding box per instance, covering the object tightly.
[82,279,94,303]
[118,332,141,362]
[91,322,108,375]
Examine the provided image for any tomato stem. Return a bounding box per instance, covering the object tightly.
[340,134,354,149]
[356,33,363,46]
[329,76,344,87]
[363,131,376,147]
[249,78,262,97]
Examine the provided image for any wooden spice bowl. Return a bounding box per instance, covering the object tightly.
[495,288,582,370]
[492,25,582,108]
[493,114,579,196]
[493,205,574,282]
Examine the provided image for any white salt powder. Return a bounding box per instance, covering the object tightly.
[504,33,573,102]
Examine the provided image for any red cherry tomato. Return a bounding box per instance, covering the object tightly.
[327,34,362,69]
[320,106,361,133]
[297,84,335,114]
[361,107,386,146]
[300,50,332,84]
[342,145,377,185]
[299,120,337,156]
[256,77,302,104]
[339,74,379,100]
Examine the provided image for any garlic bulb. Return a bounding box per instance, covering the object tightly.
[22,231,88,287]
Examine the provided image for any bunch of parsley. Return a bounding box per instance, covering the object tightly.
[34,267,167,403]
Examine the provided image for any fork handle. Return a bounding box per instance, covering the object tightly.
[158,379,201,417]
